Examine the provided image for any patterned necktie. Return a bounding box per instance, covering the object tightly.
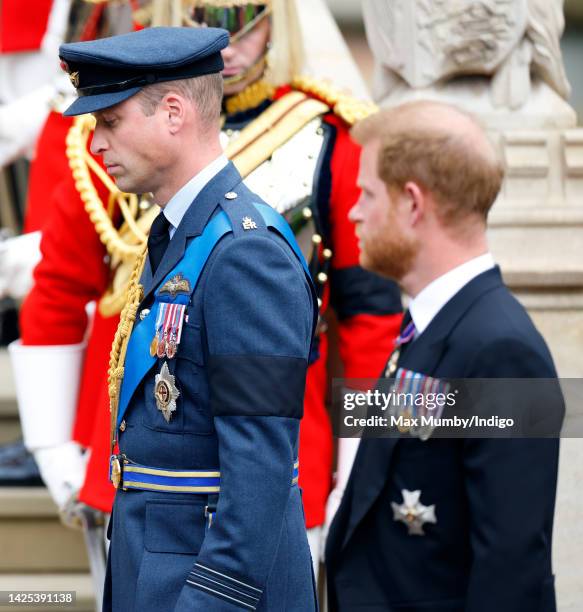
[384,310,416,378]
[394,310,416,347]
[147,212,170,274]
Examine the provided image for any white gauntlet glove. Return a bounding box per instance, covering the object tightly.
[0,232,42,300]
[33,441,88,510]
[0,86,55,166]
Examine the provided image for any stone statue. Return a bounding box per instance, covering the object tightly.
[363,0,571,110]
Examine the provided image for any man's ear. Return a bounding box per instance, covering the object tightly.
[403,181,425,226]
[162,93,185,134]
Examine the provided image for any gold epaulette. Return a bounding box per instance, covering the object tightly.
[291,75,378,126]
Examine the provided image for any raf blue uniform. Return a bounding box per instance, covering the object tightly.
[326,267,564,612]
[60,28,319,612]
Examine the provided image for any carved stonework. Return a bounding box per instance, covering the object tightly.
[371,1,527,87]
[363,0,570,110]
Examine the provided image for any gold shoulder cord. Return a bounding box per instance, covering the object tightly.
[107,246,147,452]
[291,75,378,126]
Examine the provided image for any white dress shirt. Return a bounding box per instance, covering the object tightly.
[162,154,229,239]
[409,253,495,337]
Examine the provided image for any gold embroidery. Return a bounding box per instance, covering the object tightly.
[291,75,378,126]
[224,79,275,115]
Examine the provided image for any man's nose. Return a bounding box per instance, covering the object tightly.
[90,126,107,156]
[221,44,235,62]
[348,201,362,224]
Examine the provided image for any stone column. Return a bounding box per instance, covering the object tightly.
[296,0,370,98]
[363,1,583,609]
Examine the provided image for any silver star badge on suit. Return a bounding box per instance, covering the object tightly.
[391,489,436,535]
[154,362,180,422]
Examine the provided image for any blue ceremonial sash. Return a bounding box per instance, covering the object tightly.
[117,203,309,427]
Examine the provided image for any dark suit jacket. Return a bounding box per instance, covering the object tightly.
[326,267,563,612]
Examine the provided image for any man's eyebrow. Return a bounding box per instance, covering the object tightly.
[93,111,116,121]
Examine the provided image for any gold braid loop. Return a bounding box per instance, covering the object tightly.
[66,115,147,263]
[107,246,147,452]
[291,75,378,126]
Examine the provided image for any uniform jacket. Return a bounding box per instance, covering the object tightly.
[105,162,318,612]
[326,267,563,612]
[21,91,402,525]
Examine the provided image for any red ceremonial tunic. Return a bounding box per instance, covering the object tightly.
[296,110,402,526]
[0,0,53,53]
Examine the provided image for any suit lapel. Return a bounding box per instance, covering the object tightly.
[397,332,447,376]
[141,162,242,301]
[339,335,447,551]
[140,257,153,295]
[337,267,505,553]
[341,436,398,551]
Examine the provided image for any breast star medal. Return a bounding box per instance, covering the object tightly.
[391,489,436,536]
[154,362,180,422]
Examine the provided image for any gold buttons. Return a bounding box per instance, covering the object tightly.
[119,420,126,432]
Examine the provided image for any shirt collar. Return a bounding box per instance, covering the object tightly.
[409,253,495,337]
[163,154,229,235]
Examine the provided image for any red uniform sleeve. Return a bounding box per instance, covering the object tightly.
[20,160,110,346]
[326,114,361,271]
[0,0,53,53]
[325,114,403,378]
[25,112,75,233]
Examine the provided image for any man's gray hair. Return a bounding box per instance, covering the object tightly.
[137,73,223,130]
